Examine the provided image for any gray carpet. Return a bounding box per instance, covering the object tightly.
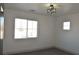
[13,48,73,55]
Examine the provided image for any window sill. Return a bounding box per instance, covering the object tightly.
[14,37,38,40]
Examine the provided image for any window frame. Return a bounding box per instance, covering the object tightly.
[14,18,38,39]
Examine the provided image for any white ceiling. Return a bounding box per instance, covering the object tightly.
[4,3,79,16]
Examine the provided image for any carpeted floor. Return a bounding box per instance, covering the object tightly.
[13,48,73,55]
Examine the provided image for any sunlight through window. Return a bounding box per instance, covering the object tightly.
[63,21,70,30]
[14,18,38,39]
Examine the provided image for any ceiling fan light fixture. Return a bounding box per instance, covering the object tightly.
[47,4,56,15]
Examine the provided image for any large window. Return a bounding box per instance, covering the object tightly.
[14,18,38,39]
[0,16,4,39]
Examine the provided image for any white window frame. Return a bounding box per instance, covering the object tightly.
[14,18,38,39]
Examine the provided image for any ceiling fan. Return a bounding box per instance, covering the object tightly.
[46,3,60,15]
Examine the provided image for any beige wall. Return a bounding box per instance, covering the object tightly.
[55,13,79,54]
[3,9,56,54]
[4,8,79,55]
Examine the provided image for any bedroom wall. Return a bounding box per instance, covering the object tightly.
[3,9,56,54]
[55,13,79,54]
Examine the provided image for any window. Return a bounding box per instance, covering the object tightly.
[14,18,27,38]
[28,20,37,38]
[14,18,38,39]
[63,21,70,30]
[0,16,4,39]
